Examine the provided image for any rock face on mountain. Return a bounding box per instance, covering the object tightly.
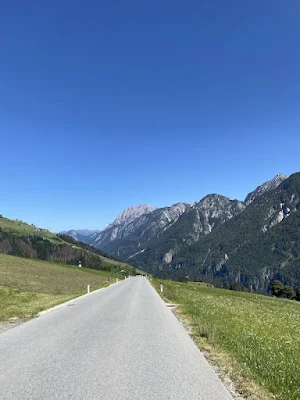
[90,203,188,259]
[61,229,101,242]
[245,173,288,205]
[113,205,156,225]
[63,230,82,241]
[188,195,246,241]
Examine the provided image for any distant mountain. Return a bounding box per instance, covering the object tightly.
[113,205,156,225]
[61,206,157,244]
[60,230,85,242]
[60,229,102,242]
[73,229,102,236]
[91,203,188,259]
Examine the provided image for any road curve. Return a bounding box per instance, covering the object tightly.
[0,277,233,399]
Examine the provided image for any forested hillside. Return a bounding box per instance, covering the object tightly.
[0,215,136,275]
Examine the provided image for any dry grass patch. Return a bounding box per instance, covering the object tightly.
[0,253,115,294]
[0,253,118,321]
[0,286,73,321]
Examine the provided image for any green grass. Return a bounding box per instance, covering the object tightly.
[0,215,55,239]
[152,279,300,400]
[0,253,118,321]
[97,253,135,270]
[0,286,74,321]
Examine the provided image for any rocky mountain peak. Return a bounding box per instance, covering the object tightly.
[195,194,244,211]
[245,173,288,206]
[164,202,189,218]
[187,194,246,238]
[113,204,156,225]
[198,194,230,206]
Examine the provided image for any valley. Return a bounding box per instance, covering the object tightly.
[1,174,299,400]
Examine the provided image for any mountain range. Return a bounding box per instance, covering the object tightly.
[64,173,300,292]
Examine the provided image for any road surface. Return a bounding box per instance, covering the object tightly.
[0,277,233,399]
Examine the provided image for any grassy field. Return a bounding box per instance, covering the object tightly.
[0,253,119,321]
[152,279,300,400]
[96,252,142,272]
[0,215,55,239]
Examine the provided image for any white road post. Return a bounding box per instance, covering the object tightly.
[160,284,163,293]
[87,284,90,294]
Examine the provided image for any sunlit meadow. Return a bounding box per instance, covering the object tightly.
[153,280,300,400]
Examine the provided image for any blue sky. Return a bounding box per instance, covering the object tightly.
[1,1,299,232]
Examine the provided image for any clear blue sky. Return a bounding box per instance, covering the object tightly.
[1,1,299,232]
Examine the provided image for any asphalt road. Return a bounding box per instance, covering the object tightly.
[0,277,233,400]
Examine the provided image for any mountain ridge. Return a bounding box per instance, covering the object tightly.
[65,174,288,242]
[133,172,300,292]
[81,174,288,262]
[113,204,157,225]
[59,172,300,293]
[245,173,288,205]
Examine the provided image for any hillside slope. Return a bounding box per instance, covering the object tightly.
[0,253,118,322]
[0,215,136,275]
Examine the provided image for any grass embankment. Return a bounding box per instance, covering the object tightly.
[96,253,140,272]
[152,280,300,400]
[0,253,118,321]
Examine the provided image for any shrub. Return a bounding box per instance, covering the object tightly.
[295,286,300,301]
[271,280,284,297]
[282,285,295,299]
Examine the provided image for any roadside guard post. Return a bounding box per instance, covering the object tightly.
[160,284,163,293]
